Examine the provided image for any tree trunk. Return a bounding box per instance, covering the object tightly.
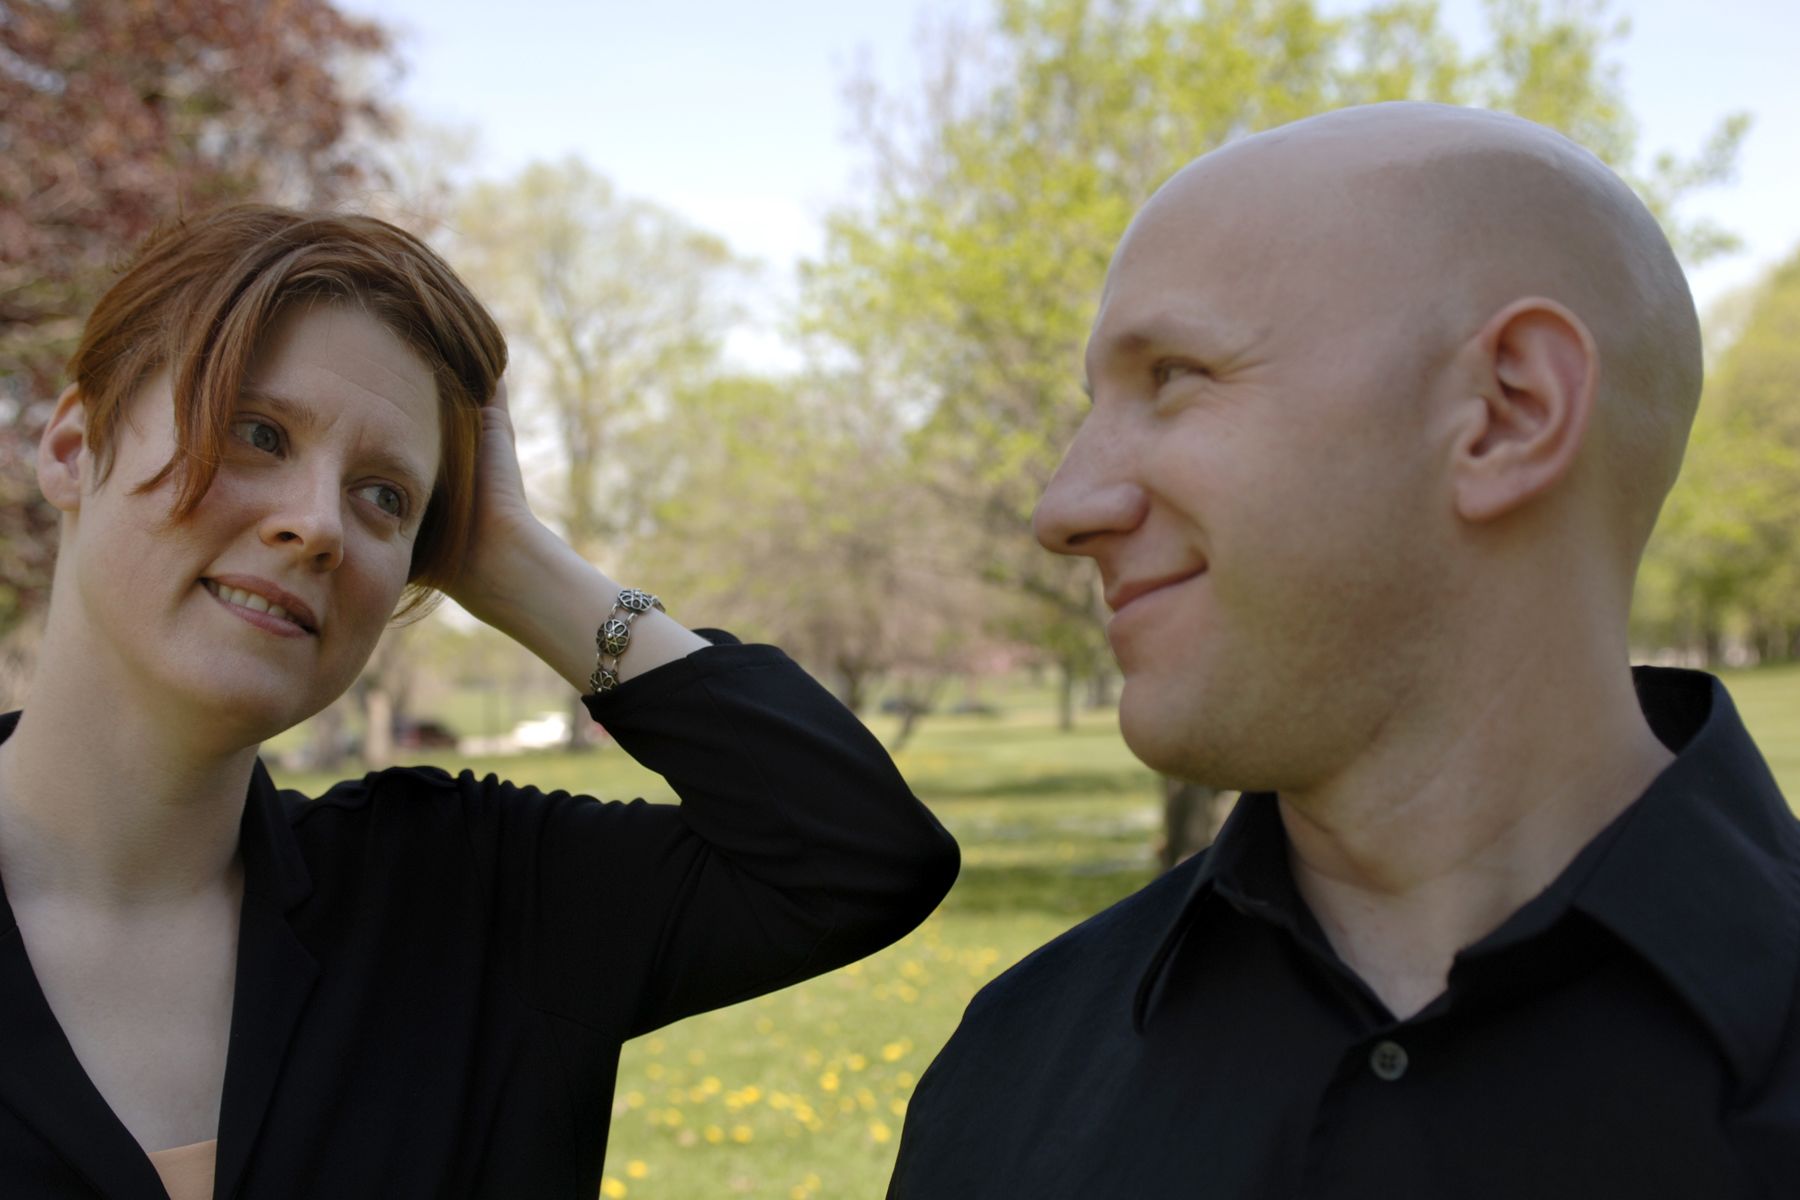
[891,704,925,754]
[362,686,393,770]
[1158,776,1235,871]
[565,692,596,751]
[837,665,868,714]
[1056,660,1076,732]
[1087,670,1115,708]
[309,700,349,772]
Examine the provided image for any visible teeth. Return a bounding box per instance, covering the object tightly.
[208,582,296,624]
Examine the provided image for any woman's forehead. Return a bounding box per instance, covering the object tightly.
[248,304,443,480]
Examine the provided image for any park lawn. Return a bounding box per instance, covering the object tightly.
[270,664,1799,1199]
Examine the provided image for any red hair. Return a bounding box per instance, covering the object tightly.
[68,205,506,619]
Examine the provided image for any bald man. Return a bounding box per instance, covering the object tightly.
[887,104,1800,1199]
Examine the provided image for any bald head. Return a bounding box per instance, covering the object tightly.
[1116,102,1701,562]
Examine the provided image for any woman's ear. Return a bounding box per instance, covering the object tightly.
[37,384,89,514]
[1451,297,1599,524]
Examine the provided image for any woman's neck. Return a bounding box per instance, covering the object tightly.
[0,630,253,908]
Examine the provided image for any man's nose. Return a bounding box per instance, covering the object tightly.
[1032,411,1148,556]
[261,471,345,571]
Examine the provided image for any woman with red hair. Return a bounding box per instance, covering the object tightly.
[0,206,957,1197]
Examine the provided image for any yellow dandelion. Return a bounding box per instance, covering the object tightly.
[704,1124,725,1144]
[846,1054,868,1072]
[600,1179,627,1199]
[731,1124,754,1143]
[644,1062,665,1080]
[819,1071,839,1093]
[870,1120,893,1144]
[880,1040,910,1062]
[625,1161,649,1180]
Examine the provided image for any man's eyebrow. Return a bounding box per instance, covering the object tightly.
[237,386,434,496]
[1099,315,1228,358]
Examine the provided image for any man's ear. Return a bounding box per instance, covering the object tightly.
[1450,297,1599,524]
[37,384,90,514]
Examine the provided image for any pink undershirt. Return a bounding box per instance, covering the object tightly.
[146,1139,216,1200]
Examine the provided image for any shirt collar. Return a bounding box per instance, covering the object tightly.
[1131,667,1800,1087]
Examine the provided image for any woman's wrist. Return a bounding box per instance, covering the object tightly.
[452,523,709,693]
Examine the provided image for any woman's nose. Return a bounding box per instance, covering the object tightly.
[261,474,344,571]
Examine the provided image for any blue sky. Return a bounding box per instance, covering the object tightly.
[343,0,1800,333]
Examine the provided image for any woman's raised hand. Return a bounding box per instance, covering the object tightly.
[443,376,557,626]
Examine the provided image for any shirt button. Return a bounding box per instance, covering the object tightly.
[1369,1040,1409,1082]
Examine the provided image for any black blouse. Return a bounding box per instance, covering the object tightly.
[0,636,959,1198]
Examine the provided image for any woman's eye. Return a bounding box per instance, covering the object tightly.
[231,418,283,455]
[355,483,407,519]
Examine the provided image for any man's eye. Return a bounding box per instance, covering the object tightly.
[354,483,407,518]
[231,418,283,455]
[1152,361,1205,387]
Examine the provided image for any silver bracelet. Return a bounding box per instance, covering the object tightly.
[589,588,666,693]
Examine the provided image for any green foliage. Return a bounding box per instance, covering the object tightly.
[1637,251,1800,661]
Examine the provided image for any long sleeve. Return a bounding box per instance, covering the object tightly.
[448,636,960,1035]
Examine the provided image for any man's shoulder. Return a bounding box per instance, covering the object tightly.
[962,850,1209,1028]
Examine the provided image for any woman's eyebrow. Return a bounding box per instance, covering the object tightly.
[238,386,434,496]
[239,386,323,433]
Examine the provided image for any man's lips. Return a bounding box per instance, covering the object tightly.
[1105,569,1207,614]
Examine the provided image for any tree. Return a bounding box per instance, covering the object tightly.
[449,159,742,561]
[805,0,1746,862]
[1636,248,1800,664]
[448,159,743,744]
[0,0,398,633]
[644,371,1000,747]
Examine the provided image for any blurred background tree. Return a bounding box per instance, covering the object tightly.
[0,0,398,635]
[1634,249,1800,662]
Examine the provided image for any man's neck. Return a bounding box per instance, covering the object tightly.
[1278,647,1674,1020]
[0,624,253,910]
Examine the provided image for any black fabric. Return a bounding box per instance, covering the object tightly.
[889,667,1800,1199]
[0,636,959,1198]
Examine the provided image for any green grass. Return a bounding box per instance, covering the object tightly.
[1719,662,1800,799]
[269,666,1798,1199]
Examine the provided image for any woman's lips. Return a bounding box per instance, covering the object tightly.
[202,579,314,638]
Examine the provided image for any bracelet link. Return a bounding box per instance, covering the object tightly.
[588,587,666,694]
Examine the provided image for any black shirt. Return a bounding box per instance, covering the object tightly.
[0,638,959,1198]
[888,667,1800,1199]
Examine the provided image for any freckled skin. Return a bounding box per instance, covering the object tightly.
[61,305,442,751]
